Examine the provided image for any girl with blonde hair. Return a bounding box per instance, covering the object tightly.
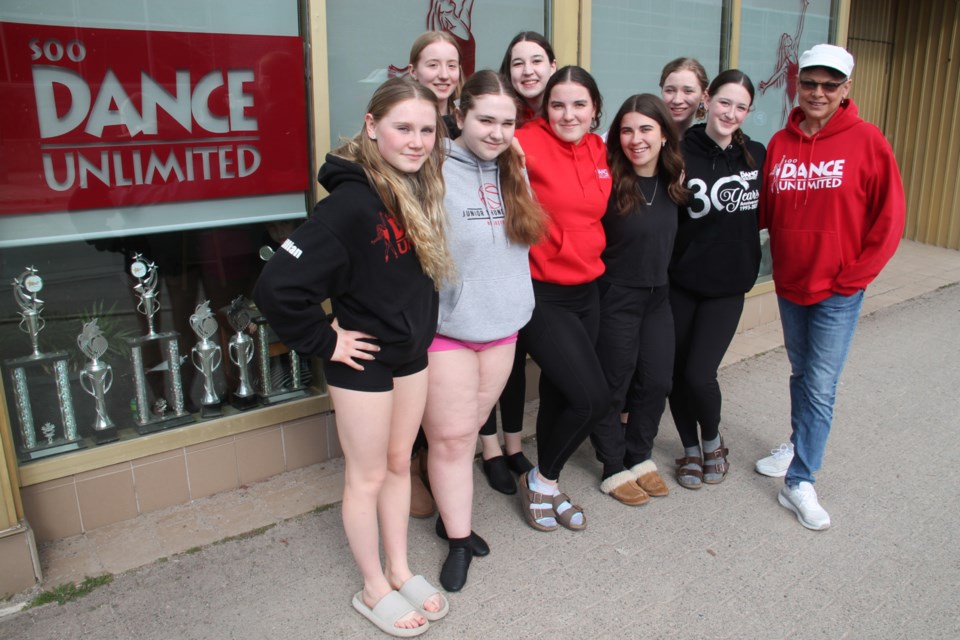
[254,76,452,637]
[408,31,463,134]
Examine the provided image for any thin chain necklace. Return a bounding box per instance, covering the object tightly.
[639,176,658,206]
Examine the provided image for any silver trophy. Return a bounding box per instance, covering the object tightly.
[130,254,160,337]
[78,319,118,444]
[14,266,45,358]
[3,267,84,461]
[189,300,223,418]
[125,254,194,434]
[253,316,310,405]
[225,296,259,410]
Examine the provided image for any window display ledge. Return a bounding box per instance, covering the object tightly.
[17,393,331,487]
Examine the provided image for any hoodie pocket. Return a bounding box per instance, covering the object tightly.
[438,280,465,326]
[772,228,842,293]
[438,273,535,341]
[549,228,606,272]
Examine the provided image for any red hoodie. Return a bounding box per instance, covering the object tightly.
[759,100,905,305]
[516,118,611,285]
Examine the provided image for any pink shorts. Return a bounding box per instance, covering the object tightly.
[428,332,518,353]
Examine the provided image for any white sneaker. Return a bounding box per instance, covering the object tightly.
[778,482,831,530]
[755,442,794,477]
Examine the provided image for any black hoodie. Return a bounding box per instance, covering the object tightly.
[253,154,438,365]
[670,124,765,297]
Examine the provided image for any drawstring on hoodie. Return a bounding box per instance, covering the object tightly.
[541,119,605,199]
[805,135,818,206]
[710,144,735,173]
[791,133,818,208]
[792,137,804,209]
[474,162,499,242]
[468,152,509,244]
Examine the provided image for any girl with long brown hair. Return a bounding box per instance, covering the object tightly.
[421,69,544,591]
[669,69,765,491]
[477,30,559,496]
[514,66,612,532]
[591,94,688,505]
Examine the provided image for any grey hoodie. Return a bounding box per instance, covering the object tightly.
[437,137,534,342]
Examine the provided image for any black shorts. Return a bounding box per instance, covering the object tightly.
[323,354,428,392]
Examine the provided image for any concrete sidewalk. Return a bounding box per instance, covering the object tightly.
[2,243,959,639]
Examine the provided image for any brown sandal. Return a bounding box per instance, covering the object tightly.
[518,472,558,532]
[702,436,730,484]
[551,493,587,531]
[675,454,704,490]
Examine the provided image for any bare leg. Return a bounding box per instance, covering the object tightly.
[503,430,525,457]
[423,344,515,538]
[379,370,445,614]
[331,374,433,630]
[480,431,504,459]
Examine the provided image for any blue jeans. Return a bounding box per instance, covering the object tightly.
[778,291,864,486]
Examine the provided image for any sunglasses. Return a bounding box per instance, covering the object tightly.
[798,79,847,93]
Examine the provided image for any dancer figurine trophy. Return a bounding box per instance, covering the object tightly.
[3,267,84,461]
[124,254,193,434]
[78,319,119,444]
[189,300,223,418]
[225,296,259,410]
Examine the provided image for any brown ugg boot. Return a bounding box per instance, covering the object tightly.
[600,470,650,506]
[630,460,669,497]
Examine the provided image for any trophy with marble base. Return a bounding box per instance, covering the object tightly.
[189,301,223,418]
[78,319,119,444]
[225,296,259,411]
[4,267,84,461]
[125,255,194,434]
[253,316,309,405]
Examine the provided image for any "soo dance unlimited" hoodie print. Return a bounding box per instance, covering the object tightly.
[760,100,905,305]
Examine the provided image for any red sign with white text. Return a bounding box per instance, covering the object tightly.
[0,22,309,214]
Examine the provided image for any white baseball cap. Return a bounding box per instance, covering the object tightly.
[798,44,854,77]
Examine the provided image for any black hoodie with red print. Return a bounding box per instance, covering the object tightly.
[253,154,438,365]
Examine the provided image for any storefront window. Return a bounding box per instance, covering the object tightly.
[326,0,546,142]
[0,0,312,464]
[590,0,726,132]
[738,0,835,282]
[739,0,835,145]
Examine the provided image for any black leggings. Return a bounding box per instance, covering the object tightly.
[591,282,674,475]
[520,280,609,481]
[479,340,527,437]
[668,285,744,448]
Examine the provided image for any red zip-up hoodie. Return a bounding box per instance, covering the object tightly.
[516,118,611,285]
[759,100,905,305]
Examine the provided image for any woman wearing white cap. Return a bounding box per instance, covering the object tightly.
[757,44,905,530]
